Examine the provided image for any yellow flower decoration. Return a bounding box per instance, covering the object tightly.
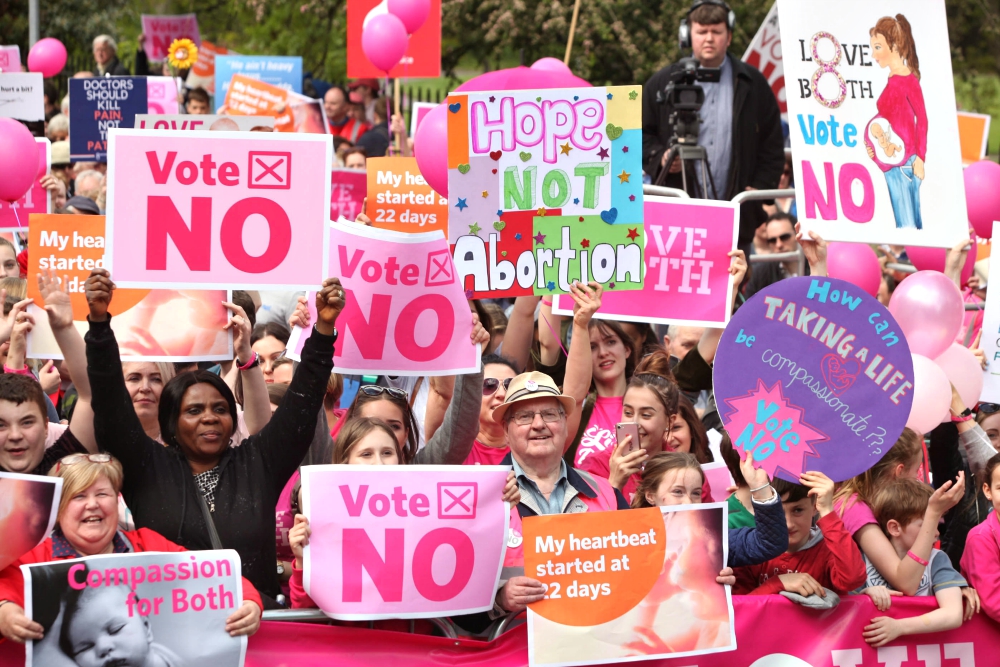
[167,39,198,70]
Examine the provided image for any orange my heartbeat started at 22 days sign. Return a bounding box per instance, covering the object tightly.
[366,157,448,237]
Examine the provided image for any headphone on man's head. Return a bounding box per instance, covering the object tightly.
[678,0,736,50]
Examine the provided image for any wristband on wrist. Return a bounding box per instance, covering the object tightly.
[236,351,259,371]
[541,299,553,308]
[906,550,929,567]
[749,482,771,493]
[951,414,974,423]
[2,364,31,376]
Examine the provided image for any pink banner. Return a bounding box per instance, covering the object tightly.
[301,465,509,619]
[553,197,738,327]
[0,138,49,231]
[1,596,998,665]
[0,45,20,72]
[287,222,480,376]
[331,169,367,222]
[106,129,332,290]
[141,13,201,61]
[146,76,179,115]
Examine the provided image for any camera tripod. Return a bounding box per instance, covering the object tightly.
[657,143,718,199]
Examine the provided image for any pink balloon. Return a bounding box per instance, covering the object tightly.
[906,233,976,286]
[934,343,983,412]
[964,160,1000,240]
[455,66,591,92]
[826,242,881,297]
[413,102,448,198]
[907,353,953,434]
[361,13,409,73]
[530,57,572,75]
[387,0,431,34]
[27,38,67,78]
[888,270,964,359]
[0,118,40,203]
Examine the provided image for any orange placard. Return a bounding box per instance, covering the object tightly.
[523,507,666,627]
[222,74,293,131]
[957,112,991,166]
[366,157,448,236]
[27,215,148,320]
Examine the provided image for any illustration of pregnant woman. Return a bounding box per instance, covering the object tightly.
[866,14,927,230]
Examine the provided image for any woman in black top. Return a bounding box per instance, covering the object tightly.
[84,269,344,607]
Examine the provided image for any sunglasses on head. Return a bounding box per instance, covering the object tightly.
[482,377,513,396]
[360,385,408,400]
[55,453,112,473]
[978,403,1000,415]
[767,233,793,245]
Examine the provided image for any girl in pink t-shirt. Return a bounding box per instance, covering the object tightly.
[463,355,519,466]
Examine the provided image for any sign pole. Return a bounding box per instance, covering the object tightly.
[563,0,582,64]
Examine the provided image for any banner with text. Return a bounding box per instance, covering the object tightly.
[979,221,1000,402]
[347,0,441,78]
[0,138,49,231]
[301,465,508,619]
[186,40,231,95]
[524,504,734,667]
[0,472,61,573]
[215,55,302,111]
[0,46,20,72]
[135,114,275,131]
[0,72,44,121]
[778,0,967,248]
[742,3,787,121]
[446,85,644,297]
[367,156,448,236]
[222,74,326,133]
[714,276,914,482]
[26,214,232,361]
[141,13,201,61]
[23,550,246,667]
[69,77,147,161]
[106,130,331,290]
[553,197,737,327]
[331,169,367,222]
[146,75,180,115]
[287,222,479,376]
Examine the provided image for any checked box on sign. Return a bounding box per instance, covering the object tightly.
[248,151,292,189]
[437,482,478,519]
[425,250,455,287]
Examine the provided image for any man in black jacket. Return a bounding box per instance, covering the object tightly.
[91,35,130,77]
[642,0,784,247]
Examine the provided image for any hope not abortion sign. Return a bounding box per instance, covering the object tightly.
[302,466,509,619]
[714,277,914,483]
[778,0,967,248]
[524,504,734,666]
[106,129,332,290]
[69,77,147,161]
[23,551,247,667]
[287,222,479,376]
[446,86,645,298]
[553,197,738,327]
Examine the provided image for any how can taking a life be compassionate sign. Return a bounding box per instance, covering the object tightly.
[105,129,331,290]
[523,504,734,667]
[553,197,738,327]
[286,222,480,376]
[446,86,645,299]
[777,0,967,248]
[713,276,914,483]
[23,551,246,667]
[301,466,509,620]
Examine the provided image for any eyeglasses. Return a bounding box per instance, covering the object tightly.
[360,385,408,400]
[767,233,793,245]
[483,377,513,396]
[510,408,564,426]
[978,403,1000,415]
[55,453,112,473]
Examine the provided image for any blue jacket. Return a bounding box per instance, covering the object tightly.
[728,495,789,567]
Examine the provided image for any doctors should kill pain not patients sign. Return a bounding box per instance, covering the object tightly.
[777,0,968,248]
[446,86,644,298]
[714,277,913,483]
[301,466,509,619]
[286,222,479,376]
[106,130,331,290]
[553,197,737,327]
[69,78,147,161]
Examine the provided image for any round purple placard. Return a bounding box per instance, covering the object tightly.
[714,276,913,483]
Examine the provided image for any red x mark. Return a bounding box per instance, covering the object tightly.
[443,488,472,512]
[425,250,455,287]
[254,157,283,182]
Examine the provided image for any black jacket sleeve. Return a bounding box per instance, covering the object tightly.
[747,69,785,191]
[642,69,669,179]
[253,326,336,496]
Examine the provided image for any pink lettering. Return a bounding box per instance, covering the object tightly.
[470,97,516,154]
[340,484,367,517]
[219,197,291,273]
[802,160,837,220]
[337,291,391,360]
[146,196,211,271]
[146,151,177,185]
[342,528,404,602]
[412,528,476,602]
[394,294,454,362]
[837,163,874,223]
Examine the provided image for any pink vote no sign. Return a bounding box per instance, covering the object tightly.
[105,130,332,290]
[302,466,510,620]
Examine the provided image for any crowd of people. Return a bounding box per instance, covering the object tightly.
[1,0,998,661]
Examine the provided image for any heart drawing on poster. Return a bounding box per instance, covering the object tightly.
[820,354,860,396]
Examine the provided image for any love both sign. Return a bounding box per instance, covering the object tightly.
[106,130,331,290]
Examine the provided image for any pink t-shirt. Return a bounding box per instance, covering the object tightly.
[834,494,878,536]
[463,440,509,466]
[574,395,624,478]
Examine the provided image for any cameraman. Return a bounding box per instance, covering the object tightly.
[642,0,784,248]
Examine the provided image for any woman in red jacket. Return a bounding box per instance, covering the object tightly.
[0,453,263,646]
